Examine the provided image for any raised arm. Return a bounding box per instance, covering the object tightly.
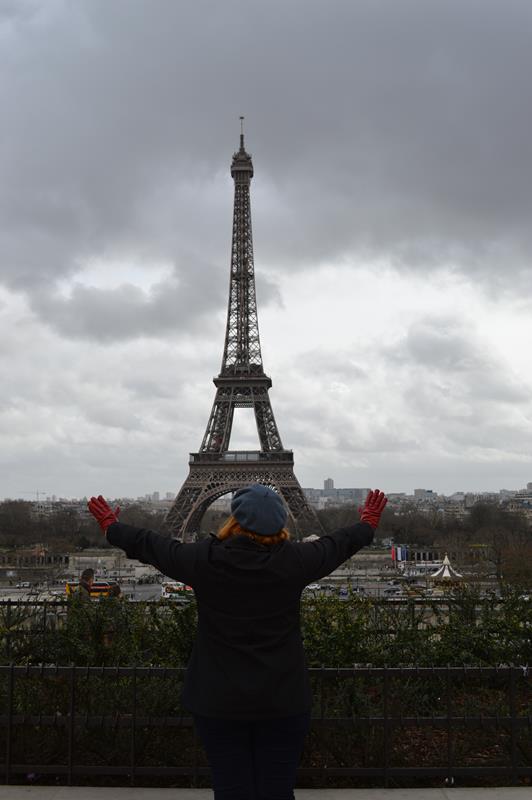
[296,489,387,584]
[87,495,197,584]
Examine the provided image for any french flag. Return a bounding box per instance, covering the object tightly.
[395,545,408,561]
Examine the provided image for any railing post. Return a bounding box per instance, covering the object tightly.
[5,664,14,784]
[5,599,11,661]
[509,666,517,783]
[319,664,325,722]
[383,667,389,788]
[42,601,47,661]
[67,665,75,785]
[446,665,453,784]
[192,714,199,787]
[130,667,137,786]
[320,665,325,787]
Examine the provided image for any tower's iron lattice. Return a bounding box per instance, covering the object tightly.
[165,126,323,539]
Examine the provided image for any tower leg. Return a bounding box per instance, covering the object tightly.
[164,461,323,540]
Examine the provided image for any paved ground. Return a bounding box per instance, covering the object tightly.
[0,788,529,799]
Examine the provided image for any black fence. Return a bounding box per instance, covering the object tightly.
[0,595,523,656]
[1,600,69,662]
[1,595,530,678]
[0,665,530,787]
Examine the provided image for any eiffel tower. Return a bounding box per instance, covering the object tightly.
[165,122,323,540]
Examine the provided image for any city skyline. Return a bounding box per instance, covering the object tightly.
[1,2,532,500]
[4,478,532,505]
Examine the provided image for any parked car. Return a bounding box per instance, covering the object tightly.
[161,582,194,602]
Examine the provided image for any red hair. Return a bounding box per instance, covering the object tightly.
[217,515,290,546]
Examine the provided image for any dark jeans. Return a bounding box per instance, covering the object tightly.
[194,711,311,800]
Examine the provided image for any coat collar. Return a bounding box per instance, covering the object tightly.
[211,533,268,550]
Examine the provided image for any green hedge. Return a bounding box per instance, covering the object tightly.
[0,586,530,667]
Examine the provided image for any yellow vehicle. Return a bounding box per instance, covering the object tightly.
[65,581,113,599]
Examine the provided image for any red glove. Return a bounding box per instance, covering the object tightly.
[358,489,387,529]
[88,495,120,533]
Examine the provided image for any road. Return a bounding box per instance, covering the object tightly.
[0,583,163,602]
[0,580,426,602]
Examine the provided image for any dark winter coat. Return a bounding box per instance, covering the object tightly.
[106,521,374,719]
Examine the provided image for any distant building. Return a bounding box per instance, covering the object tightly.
[210,496,232,512]
[68,549,159,581]
[303,486,370,509]
[323,478,334,492]
[0,545,69,570]
[449,492,465,503]
[385,493,408,510]
[414,489,436,502]
[444,504,468,521]
[506,489,532,523]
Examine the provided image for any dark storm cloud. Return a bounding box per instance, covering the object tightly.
[27,261,283,342]
[31,260,225,341]
[1,0,532,339]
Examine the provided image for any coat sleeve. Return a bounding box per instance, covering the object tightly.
[294,522,374,584]
[105,522,198,585]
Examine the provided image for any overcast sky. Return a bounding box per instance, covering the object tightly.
[1,0,532,501]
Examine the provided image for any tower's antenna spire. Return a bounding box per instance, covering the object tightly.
[239,115,245,149]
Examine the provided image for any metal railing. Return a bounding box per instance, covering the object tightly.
[189,450,294,463]
[0,597,529,664]
[0,665,529,786]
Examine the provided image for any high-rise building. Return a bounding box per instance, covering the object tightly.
[414,489,436,501]
[324,478,334,492]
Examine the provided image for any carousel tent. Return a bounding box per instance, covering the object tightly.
[429,553,463,581]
